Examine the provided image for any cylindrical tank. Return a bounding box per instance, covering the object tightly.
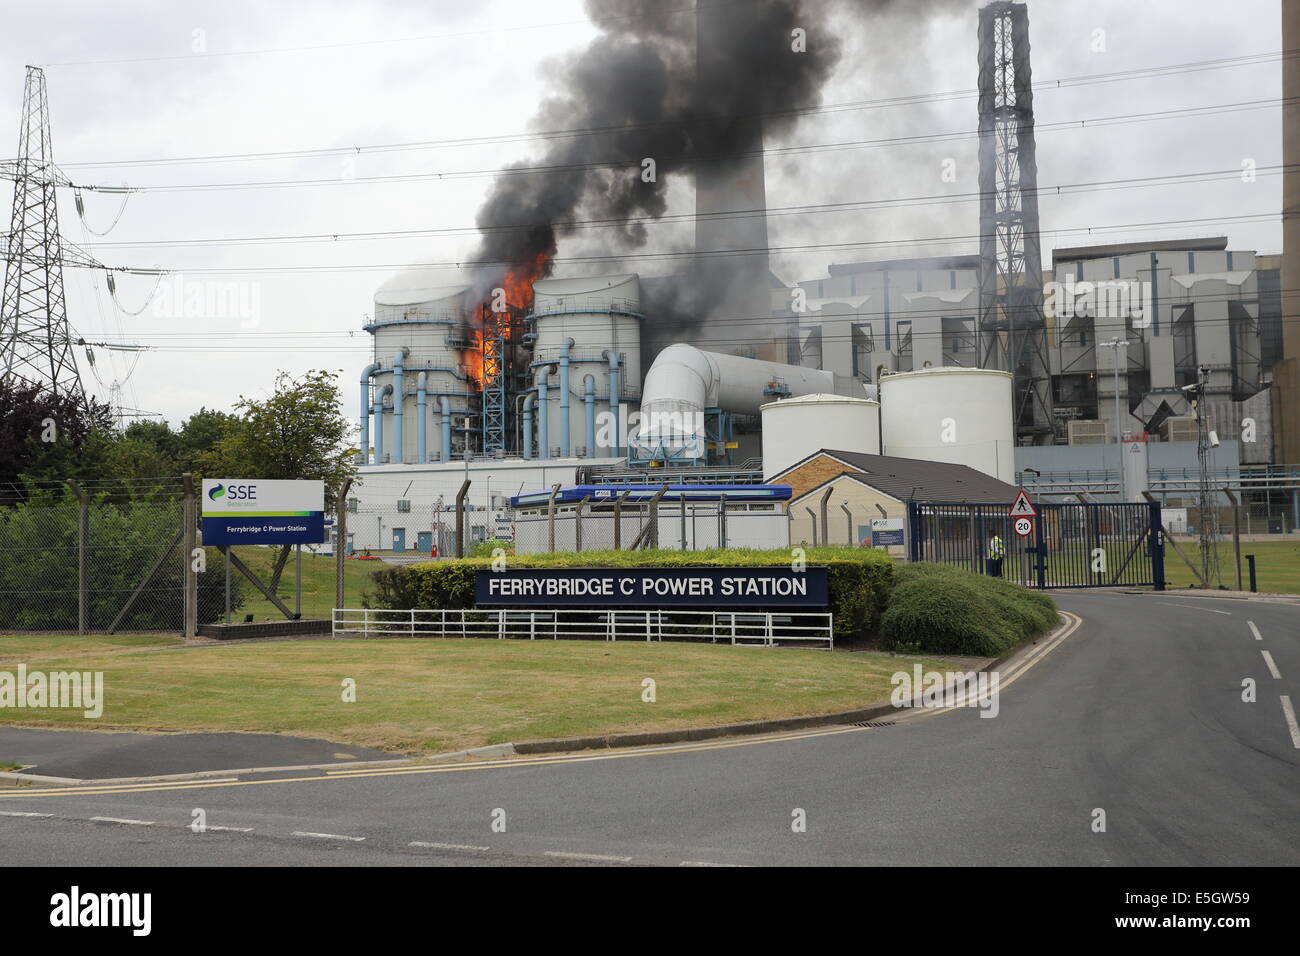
[529,273,643,459]
[368,280,476,464]
[879,367,1014,481]
[760,394,881,480]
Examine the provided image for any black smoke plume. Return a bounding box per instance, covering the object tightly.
[469,0,845,338]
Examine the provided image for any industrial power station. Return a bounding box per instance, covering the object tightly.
[347,0,1299,553]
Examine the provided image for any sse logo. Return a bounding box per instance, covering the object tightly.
[208,483,256,502]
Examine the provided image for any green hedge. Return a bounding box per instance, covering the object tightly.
[878,562,1058,657]
[366,546,895,640]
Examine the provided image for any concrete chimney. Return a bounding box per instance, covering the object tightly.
[693,0,777,353]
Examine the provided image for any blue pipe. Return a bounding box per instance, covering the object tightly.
[522,393,535,460]
[358,363,378,465]
[537,365,555,459]
[604,351,622,458]
[583,374,596,458]
[373,384,392,464]
[438,396,452,462]
[392,349,409,465]
[416,371,428,464]
[559,338,574,457]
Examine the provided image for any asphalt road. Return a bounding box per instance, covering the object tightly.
[2,591,1297,866]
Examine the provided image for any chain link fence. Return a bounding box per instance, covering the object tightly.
[0,486,236,633]
[345,502,507,558]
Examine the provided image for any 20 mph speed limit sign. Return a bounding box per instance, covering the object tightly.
[1014,517,1034,537]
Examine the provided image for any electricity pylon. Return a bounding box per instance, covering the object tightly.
[0,66,87,402]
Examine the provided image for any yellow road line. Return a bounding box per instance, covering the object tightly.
[888,611,1081,723]
[0,726,864,800]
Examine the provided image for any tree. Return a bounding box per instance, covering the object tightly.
[0,378,113,498]
[177,407,241,474]
[199,370,356,506]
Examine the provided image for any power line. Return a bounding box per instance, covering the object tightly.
[43,210,1277,277]
[47,96,1294,196]
[79,292,1300,353]
[43,50,1298,172]
[76,163,1293,251]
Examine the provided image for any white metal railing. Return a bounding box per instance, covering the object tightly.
[333,607,834,649]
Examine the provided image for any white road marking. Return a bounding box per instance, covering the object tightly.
[90,816,154,826]
[1248,621,1263,641]
[1260,650,1283,679]
[1280,696,1300,749]
[291,830,365,842]
[0,810,52,818]
[207,825,254,833]
[544,850,632,863]
[680,860,743,867]
[1156,602,1231,615]
[409,841,489,852]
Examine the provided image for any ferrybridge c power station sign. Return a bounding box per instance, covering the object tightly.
[475,567,828,608]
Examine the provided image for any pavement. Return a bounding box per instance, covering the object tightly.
[0,728,389,780]
[0,589,1296,866]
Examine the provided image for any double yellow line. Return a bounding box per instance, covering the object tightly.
[0,725,863,800]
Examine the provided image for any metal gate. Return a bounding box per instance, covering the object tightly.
[906,501,1165,590]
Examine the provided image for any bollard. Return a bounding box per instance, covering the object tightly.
[1246,554,1257,593]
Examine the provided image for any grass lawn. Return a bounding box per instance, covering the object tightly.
[0,637,955,754]
[221,547,380,622]
[0,634,182,662]
[1161,539,1300,594]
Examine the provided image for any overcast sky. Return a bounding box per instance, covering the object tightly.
[0,0,1283,427]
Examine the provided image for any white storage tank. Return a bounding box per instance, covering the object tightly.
[365,279,476,465]
[529,273,643,459]
[760,393,881,481]
[879,367,1014,481]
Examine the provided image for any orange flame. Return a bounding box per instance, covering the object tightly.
[466,250,552,387]
[496,248,552,318]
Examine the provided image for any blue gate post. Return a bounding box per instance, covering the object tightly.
[1149,501,1166,591]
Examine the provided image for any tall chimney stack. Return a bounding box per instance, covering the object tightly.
[692,0,776,353]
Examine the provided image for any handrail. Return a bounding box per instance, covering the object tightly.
[332,606,833,649]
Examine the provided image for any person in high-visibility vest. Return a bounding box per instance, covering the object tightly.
[987,534,1005,578]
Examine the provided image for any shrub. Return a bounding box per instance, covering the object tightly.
[466,538,514,559]
[878,562,1058,657]
[365,546,895,641]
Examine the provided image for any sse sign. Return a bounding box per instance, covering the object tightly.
[475,567,828,608]
[201,479,325,547]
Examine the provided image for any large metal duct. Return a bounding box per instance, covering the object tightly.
[631,343,840,462]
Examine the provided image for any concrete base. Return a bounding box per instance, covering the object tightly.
[198,619,332,640]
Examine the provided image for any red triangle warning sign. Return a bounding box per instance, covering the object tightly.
[1009,490,1037,518]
